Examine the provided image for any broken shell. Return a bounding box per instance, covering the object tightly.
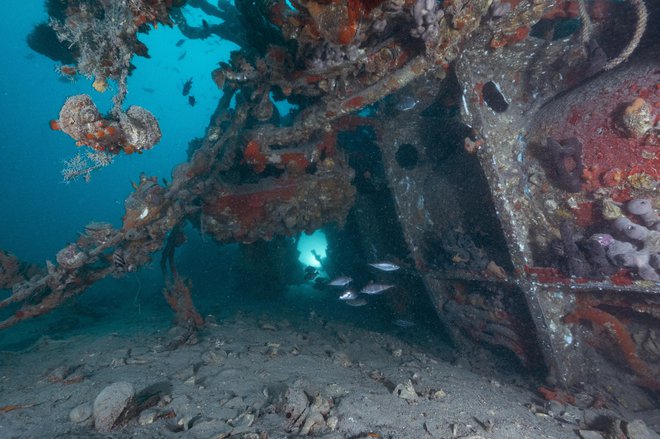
[393,379,419,403]
[138,207,150,220]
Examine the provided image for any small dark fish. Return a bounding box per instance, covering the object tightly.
[182,77,193,96]
[113,250,126,272]
[368,262,401,272]
[345,298,367,307]
[314,277,329,286]
[175,39,186,47]
[202,19,209,29]
[177,51,187,61]
[338,290,358,301]
[393,319,416,328]
[142,87,155,93]
[360,283,394,295]
[188,95,196,107]
[304,266,318,281]
[329,276,352,287]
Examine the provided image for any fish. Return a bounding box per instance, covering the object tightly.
[393,319,416,328]
[368,261,401,271]
[202,19,209,29]
[328,276,352,287]
[113,250,126,273]
[395,95,418,111]
[175,39,186,47]
[360,283,394,295]
[304,267,318,281]
[177,51,187,61]
[188,95,196,107]
[142,87,155,93]
[182,77,193,96]
[338,290,358,301]
[345,298,367,307]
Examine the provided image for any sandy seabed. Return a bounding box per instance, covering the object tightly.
[1,286,657,439]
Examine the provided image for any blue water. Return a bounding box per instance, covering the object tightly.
[0,3,235,262]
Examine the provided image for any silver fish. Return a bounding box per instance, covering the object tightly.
[368,262,401,271]
[360,283,395,295]
[395,95,419,111]
[329,276,352,287]
[393,319,416,328]
[338,290,358,301]
[345,298,368,307]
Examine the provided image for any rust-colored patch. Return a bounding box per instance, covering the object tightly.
[204,182,298,239]
[540,74,660,192]
[538,386,576,405]
[243,140,267,174]
[610,269,633,286]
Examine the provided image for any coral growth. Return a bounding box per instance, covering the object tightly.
[556,198,660,281]
[564,302,658,389]
[46,0,183,107]
[61,150,115,183]
[53,94,161,156]
[443,282,534,366]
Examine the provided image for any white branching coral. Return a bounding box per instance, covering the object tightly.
[61,151,114,183]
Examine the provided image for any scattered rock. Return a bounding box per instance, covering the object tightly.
[625,419,660,439]
[578,430,606,439]
[92,381,135,432]
[326,415,339,431]
[393,379,419,403]
[229,412,255,429]
[332,351,352,367]
[300,411,324,435]
[138,408,159,425]
[201,349,226,365]
[283,386,309,432]
[69,402,93,424]
[429,389,447,400]
[47,364,79,383]
[280,382,335,435]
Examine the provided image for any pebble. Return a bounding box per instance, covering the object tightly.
[326,415,339,431]
[229,412,255,429]
[69,402,93,424]
[92,381,135,432]
[429,389,446,400]
[578,430,605,439]
[138,408,158,425]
